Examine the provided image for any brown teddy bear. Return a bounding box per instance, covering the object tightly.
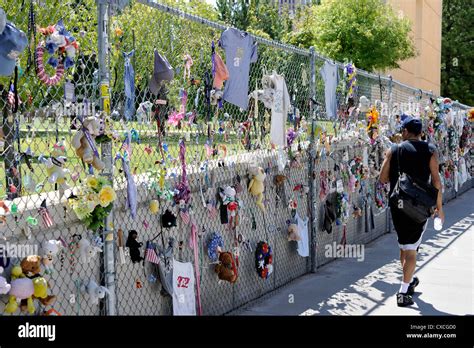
[215,251,238,283]
[19,256,56,312]
[71,116,105,171]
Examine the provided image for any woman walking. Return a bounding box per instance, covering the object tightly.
[379,116,444,307]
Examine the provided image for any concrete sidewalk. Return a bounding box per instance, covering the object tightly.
[233,190,473,316]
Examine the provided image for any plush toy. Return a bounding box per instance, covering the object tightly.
[82,279,110,305]
[78,238,102,264]
[71,116,105,171]
[41,239,62,274]
[125,230,143,263]
[248,167,266,211]
[215,251,237,283]
[0,267,10,294]
[287,222,301,241]
[20,256,56,307]
[5,266,35,314]
[38,141,69,189]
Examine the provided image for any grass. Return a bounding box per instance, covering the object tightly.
[0,119,335,198]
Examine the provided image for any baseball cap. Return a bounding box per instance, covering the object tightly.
[0,20,28,76]
[148,49,174,95]
[401,115,422,134]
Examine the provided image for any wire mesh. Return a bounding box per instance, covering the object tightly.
[0,0,471,316]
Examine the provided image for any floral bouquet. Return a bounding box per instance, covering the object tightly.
[68,175,116,231]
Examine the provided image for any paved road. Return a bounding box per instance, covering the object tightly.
[234,189,473,316]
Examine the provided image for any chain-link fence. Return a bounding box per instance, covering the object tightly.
[0,0,471,316]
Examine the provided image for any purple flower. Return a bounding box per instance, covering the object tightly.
[47,56,58,68]
[287,128,297,147]
[64,56,75,69]
[46,42,57,54]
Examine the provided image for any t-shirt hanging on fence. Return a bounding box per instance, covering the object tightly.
[220,27,258,110]
[172,259,196,316]
[296,213,309,257]
[320,60,338,119]
[266,72,291,147]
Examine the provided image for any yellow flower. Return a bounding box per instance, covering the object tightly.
[86,176,99,189]
[99,185,116,207]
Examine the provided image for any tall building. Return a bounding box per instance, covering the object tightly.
[276,0,312,15]
[385,0,442,95]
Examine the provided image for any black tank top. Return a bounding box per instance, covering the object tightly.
[389,140,436,195]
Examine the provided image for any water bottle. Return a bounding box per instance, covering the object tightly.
[434,217,443,231]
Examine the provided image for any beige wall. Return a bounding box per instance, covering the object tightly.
[386,0,442,95]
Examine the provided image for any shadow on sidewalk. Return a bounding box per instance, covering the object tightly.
[235,189,473,316]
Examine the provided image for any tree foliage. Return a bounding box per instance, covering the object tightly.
[285,0,416,72]
[441,0,474,105]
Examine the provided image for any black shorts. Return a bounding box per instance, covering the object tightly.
[390,204,427,250]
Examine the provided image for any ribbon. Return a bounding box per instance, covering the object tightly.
[123,50,135,121]
[190,222,202,315]
[82,126,100,158]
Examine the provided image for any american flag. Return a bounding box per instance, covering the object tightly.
[38,199,54,228]
[7,84,15,106]
[144,241,160,265]
[207,204,217,219]
[180,209,190,225]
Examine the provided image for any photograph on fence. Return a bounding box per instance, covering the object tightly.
[0,0,472,337]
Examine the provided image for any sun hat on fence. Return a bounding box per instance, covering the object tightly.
[0,20,28,76]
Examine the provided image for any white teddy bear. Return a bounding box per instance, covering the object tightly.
[41,239,63,274]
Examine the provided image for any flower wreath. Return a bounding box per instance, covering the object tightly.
[255,241,273,279]
[207,232,224,262]
[36,20,78,86]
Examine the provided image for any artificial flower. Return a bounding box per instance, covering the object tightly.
[99,185,116,207]
[86,176,99,189]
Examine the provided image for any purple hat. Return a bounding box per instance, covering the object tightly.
[149,49,174,95]
[0,20,27,76]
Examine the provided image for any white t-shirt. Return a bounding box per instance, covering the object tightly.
[172,259,196,316]
[296,213,309,257]
[267,72,291,147]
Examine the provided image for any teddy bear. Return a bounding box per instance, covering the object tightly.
[287,222,301,241]
[215,251,237,283]
[248,167,266,211]
[19,255,56,308]
[82,279,110,305]
[38,141,70,190]
[71,116,105,171]
[41,239,62,274]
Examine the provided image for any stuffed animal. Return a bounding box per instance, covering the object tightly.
[71,116,105,171]
[215,251,237,283]
[82,279,110,305]
[38,141,70,189]
[248,167,266,211]
[287,222,301,241]
[125,230,143,263]
[5,266,35,314]
[41,239,62,274]
[0,267,10,294]
[19,255,56,308]
[78,238,102,264]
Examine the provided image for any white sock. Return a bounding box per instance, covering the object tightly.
[409,276,413,284]
[399,282,410,294]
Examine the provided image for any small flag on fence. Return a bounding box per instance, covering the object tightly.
[38,199,54,228]
[180,209,190,225]
[145,241,160,265]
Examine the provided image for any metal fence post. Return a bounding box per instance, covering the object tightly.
[97,0,116,316]
[308,46,318,273]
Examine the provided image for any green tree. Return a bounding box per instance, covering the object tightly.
[441,0,474,105]
[286,0,416,72]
